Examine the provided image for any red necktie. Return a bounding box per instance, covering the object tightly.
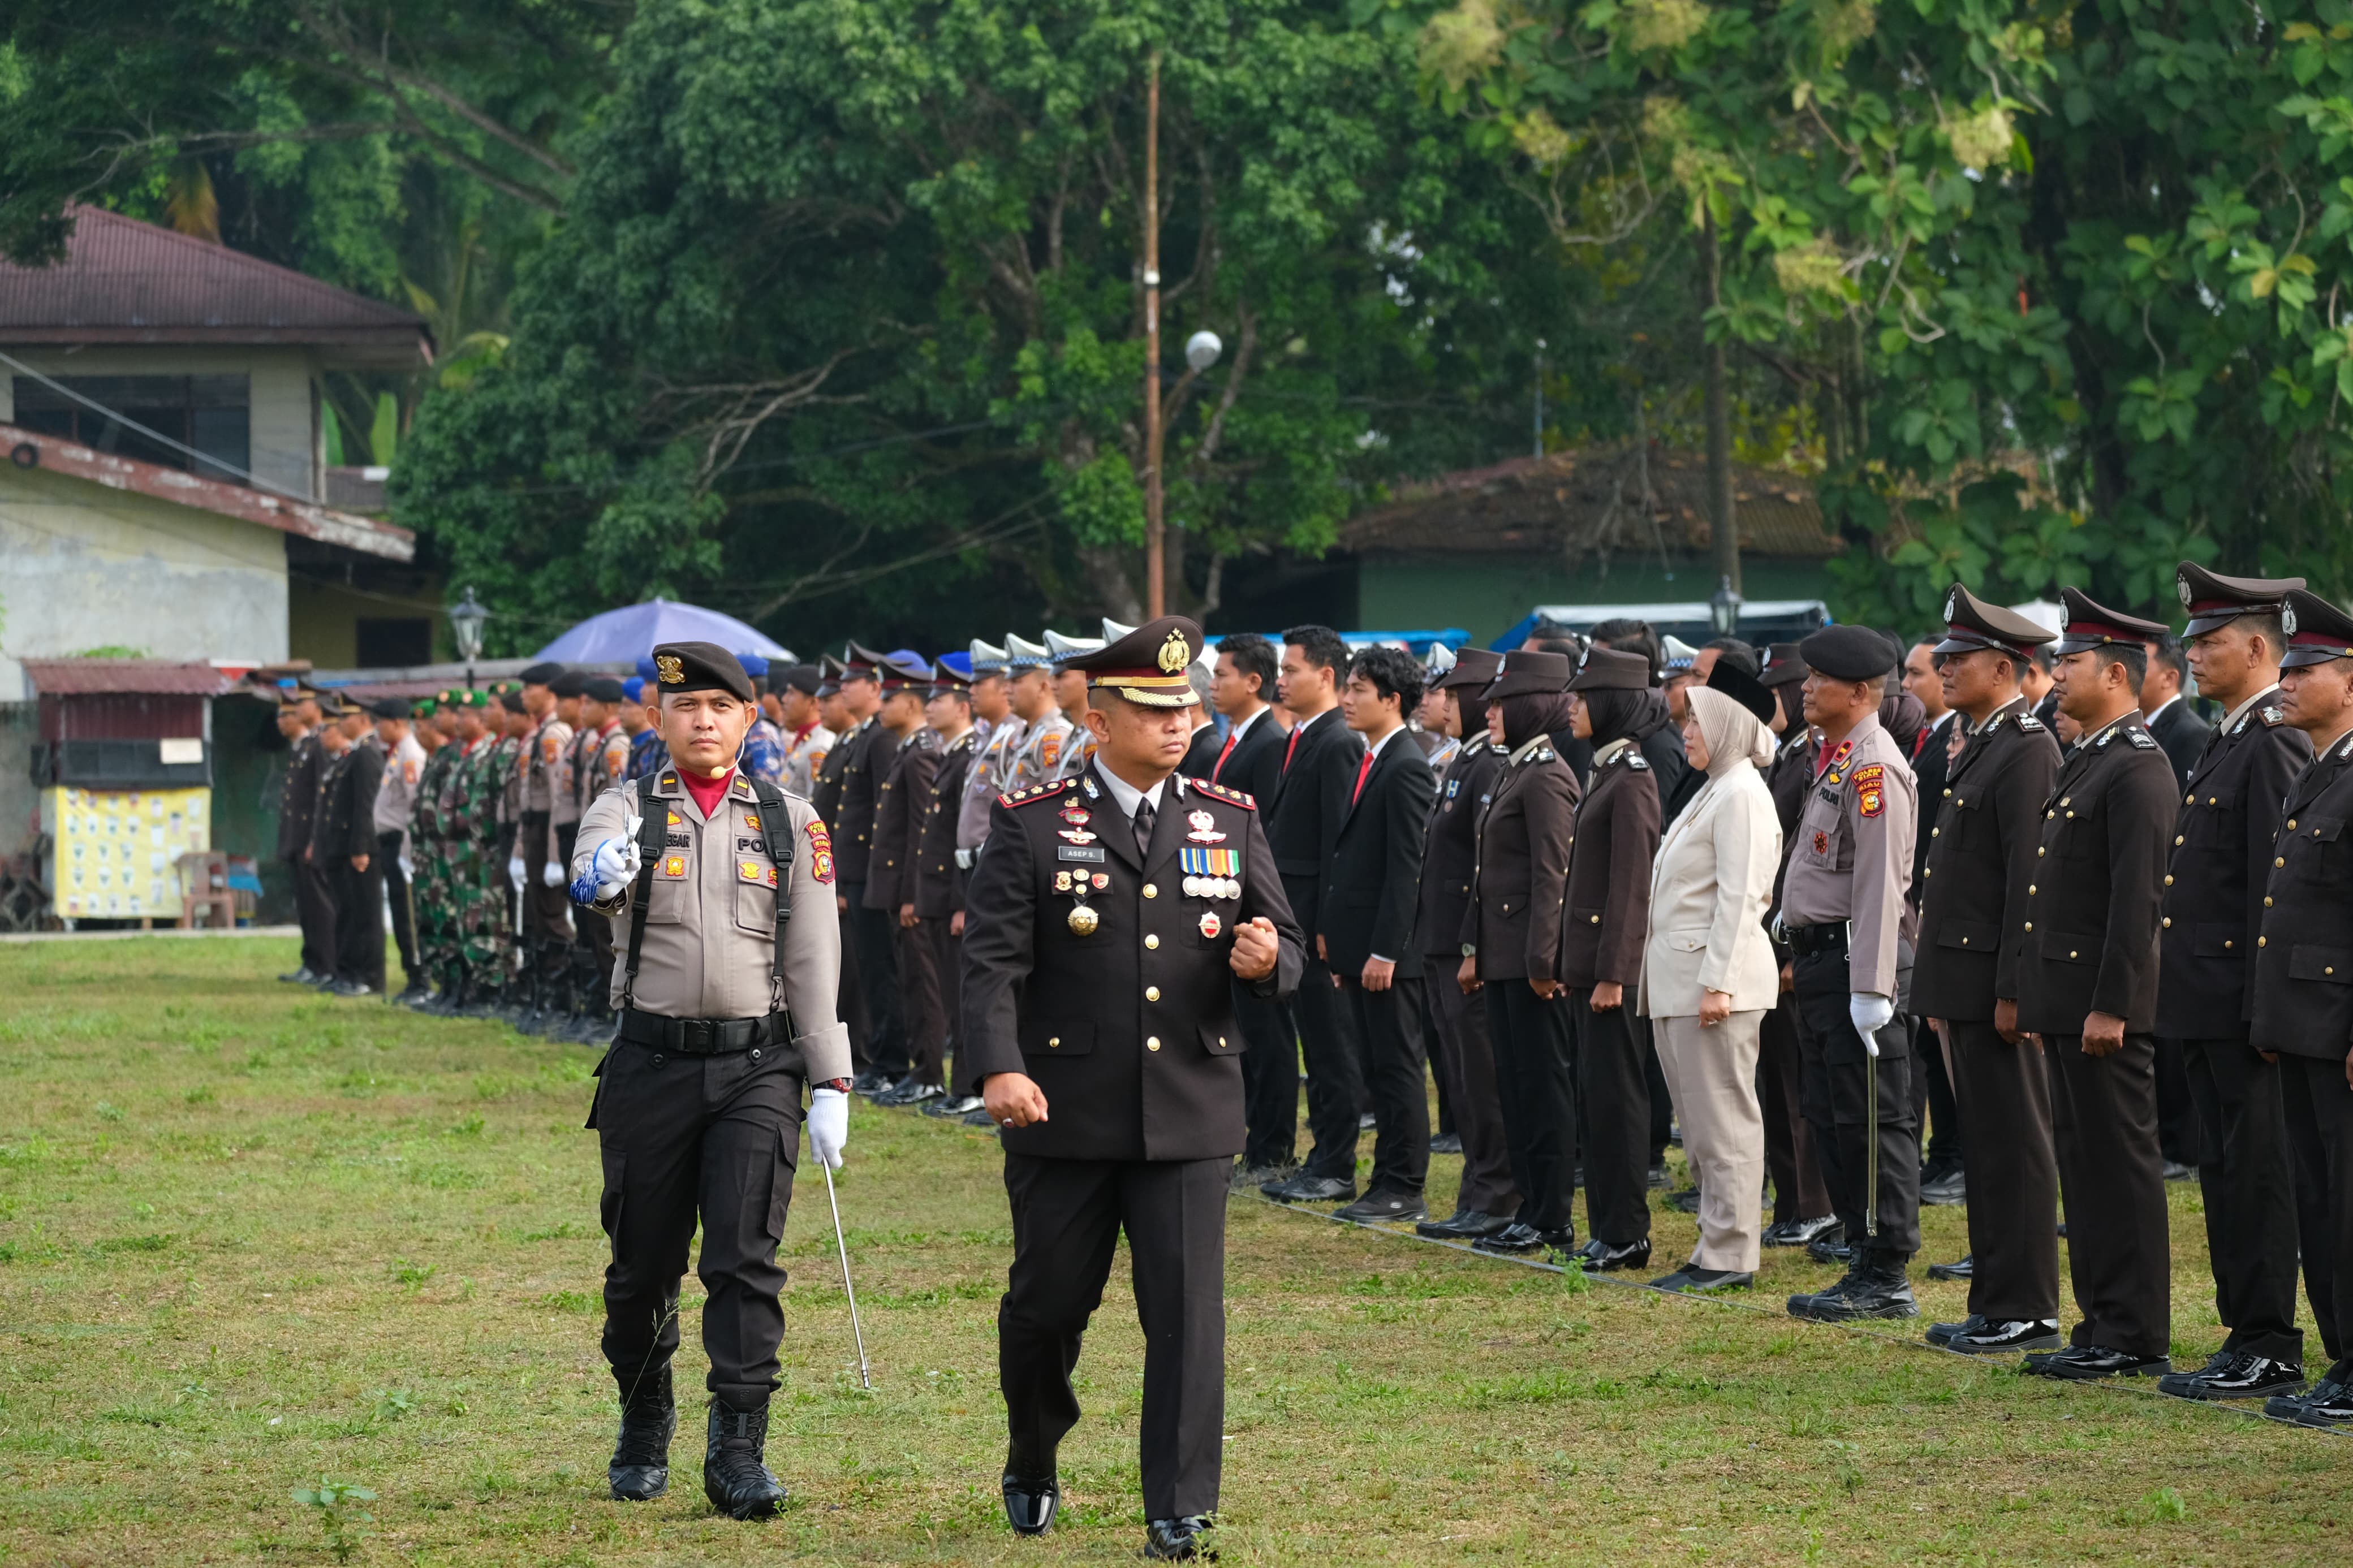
[1213,729,1239,781]
[1283,724,1304,775]
[1351,748,1374,805]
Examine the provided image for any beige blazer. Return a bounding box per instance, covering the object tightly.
[1637,760,1782,1018]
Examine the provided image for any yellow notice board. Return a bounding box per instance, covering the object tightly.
[41,787,212,920]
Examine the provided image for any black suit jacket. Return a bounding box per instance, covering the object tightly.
[830,716,889,884]
[865,727,942,912]
[311,743,382,862]
[278,732,321,860]
[1322,733,1436,977]
[1179,722,1224,779]
[1909,712,1958,896]
[1414,739,1504,959]
[2251,731,2353,1062]
[959,766,1304,1160]
[2147,698,2214,789]
[1210,708,1284,802]
[1264,707,1357,936]
[913,728,978,919]
[1911,699,2061,1021]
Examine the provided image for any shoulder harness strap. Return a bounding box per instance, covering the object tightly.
[618,775,670,1011]
[751,777,797,995]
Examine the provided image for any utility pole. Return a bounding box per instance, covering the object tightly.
[1142,52,1166,619]
[1700,204,1740,596]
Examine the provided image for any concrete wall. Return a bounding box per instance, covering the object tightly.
[0,345,322,502]
[1356,553,1840,646]
[0,463,290,699]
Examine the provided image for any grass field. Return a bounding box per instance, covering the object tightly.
[0,936,2346,1565]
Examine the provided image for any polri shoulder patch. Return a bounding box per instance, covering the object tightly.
[1855,762,1887,818]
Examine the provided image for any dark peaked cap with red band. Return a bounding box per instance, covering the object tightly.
[841,641,888,679]
[2281,588,2353,668]
[876,650,935,692]
[2177,561,2304,637]
[1059,615,1205,707]
[1934,583,2057,660]
[2053,586,2168,656]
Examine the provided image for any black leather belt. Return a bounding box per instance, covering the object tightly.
[617,1008,778,1053]
[1783,922,1849,958]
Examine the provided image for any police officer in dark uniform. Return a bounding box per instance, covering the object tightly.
[1913,586,2065,1355]
[914,661,980,1111]
[2015,588,2182,1380]
[961,616,1302,1561]
[2153,564,2313,1402]
[275,689,335,984]
[867,651,945,1104]
[833,643,908,1092]
[2251,587,2353,1428]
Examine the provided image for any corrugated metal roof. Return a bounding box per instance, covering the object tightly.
[1339,448,1840,560]
[21,659,242,697]
[0,208,432,368]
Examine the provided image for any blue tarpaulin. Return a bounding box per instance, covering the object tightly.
[534,599,792,663]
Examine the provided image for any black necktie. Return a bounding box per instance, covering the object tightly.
[1132,796,1155,859]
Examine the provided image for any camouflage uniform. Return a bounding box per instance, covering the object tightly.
[408,715,460,987]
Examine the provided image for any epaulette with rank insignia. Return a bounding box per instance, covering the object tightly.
[2126,728,2158,749]
[2261,705,2287,726]
[999,777,1079,809]
[2015,714,2045,732]
[1624,753,1650,770]
[1188,777,1256,810]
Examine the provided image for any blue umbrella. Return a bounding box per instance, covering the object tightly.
[534,598,793,663]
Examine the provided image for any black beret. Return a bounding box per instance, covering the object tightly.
[1704,658,1777,725]
[498,689,529,714]
[1798,625,1897,682]
[548,669,589,698]
[778,663,822,697]
[1485,649,1574,699]
[650,641,755,702]
[519,662,566,686]
[584,676,627,704]
[367,696,412,720]
[1569,647,1649,692]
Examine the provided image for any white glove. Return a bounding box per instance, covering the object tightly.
[541,859,563,888]
[807,1087,848,1171]
[398,855,414,880]
[1849,992,1894,1056]
[588,834,641,899]
[507,856,527,890]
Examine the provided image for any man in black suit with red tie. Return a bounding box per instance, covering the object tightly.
[1208,633,1299,1183]
[1261,625,1371,1204]
[1320,646,1438,1222]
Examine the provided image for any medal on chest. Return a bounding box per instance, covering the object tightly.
[1179,845,1240,899]
[1055,865,1111,935]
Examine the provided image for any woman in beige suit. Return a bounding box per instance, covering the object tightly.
[1639,661,1783,1291]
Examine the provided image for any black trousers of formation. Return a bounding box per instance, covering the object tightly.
[999,1153,1227,1519]
[378,830,419,979]
[1294,956,1364,1182]
[1915,1021,1964,1170]
[837,894,869,1066]
[1419,962,1519,1217]
[841,884,907,1077]
[899,916,946,1087]
[1484,981,1579,1238]
[593,1040,803,1407]
[1759,992,1831,1224]
[1340,975,1429,1198]
[1946,1020,2059,1321]
[1791,948,1920,1258]
[1428,1004,1455,1139]
[929,915,963,1095]
[2281,1055,2353,1372]
[522,811,573,975]
[329,857,385,993]
[2183,1035,2305,1364]
[2154,1035,2206,1168]
[1233,988,1299,1170]
[1641,1023,1673,1166]
[2048,1033,2171,1359]
[292,854,335,975]
[1572,995,1653,1246]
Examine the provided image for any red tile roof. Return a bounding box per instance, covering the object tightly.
[20,659,243,697]
[0,208,432,369]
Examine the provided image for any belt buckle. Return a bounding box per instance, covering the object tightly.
[682,1019,714,1051]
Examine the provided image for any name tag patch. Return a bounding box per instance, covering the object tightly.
[1057,845,1107,863]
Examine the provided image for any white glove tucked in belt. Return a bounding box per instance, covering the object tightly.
[507,856,527,890]
[1848,992,1894,1056]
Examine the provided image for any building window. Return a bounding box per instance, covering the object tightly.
[356,617,432,668]
[11,374,252,482]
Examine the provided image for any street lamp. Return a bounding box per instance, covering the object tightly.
[1709,574,1743,637]
[449,587,490,690]
[1186,331,1223,373]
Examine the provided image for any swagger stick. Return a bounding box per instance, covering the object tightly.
[819,1158,872,1389]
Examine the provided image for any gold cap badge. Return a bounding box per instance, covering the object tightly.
[656,654,686,685]
[1157,630,1190,674]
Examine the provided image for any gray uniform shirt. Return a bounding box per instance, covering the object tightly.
[1778,710,1917,997]
[573,770,852,1083]
[1004,711,1074,796]
[958,714,1024,852]
[373,732,427,840]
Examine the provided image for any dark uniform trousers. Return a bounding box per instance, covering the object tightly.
[837,897,869,1062]
[593,1041,803,1407]
[295,855,337,976]
[1001,1152,1227,1519]
[928,889,964,1094]
[899,918,947,1086]
[1234,988,1298,1169]
[1341,975,1429,1198]
[1572,996,1652,1246]
[2048,1033,2170,1358]
[1759,991,1831,1222]
[1420,962,1519,1216]
[379,830,419,978]
[1289,874,1365,1183]
[523,811,574,973]
[1484,982,1579,1237]
[2183,1036,2303,1362]
[1792,945,1920,1256]
[2281,1055,2353,1372]
[844,887,908,1078]
[330,858,386,993]
[1946,1020,2059,1320]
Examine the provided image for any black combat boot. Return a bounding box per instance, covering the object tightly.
[703,1397,787,1519]
[609,1363,675,1501]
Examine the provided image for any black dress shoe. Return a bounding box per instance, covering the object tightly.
[1417,1208,1513,1240]
[1647,1164,1671,1189]
[1429,1133,1463,1154]
[1471,1222,1550,1256]
[1805,1235,1855,1267]
[2273,1374,2353,1427]
[2161,1159,2196,1182]
[1357,1111,1377,1130]
[1001,1462,1059,1536]
[926,1094,984,1118]
[850,1069,895,1097]
[609,1364,675,1501]
[1927,1254,1975,1281]
[1567,1236,1652,1273]
[1261,1172,1354,1204]
[1917,1167,1967,1206]
[2157,1350,2305,1402]
[278,966,318,984]
[1667,1186,1702,1213]
[1333,1189,1427,1224]
[1763,1215,1841,1249]
[1945,1318,2062,1355]
[895,1081,946,1107]
[2023,1344,2170,1380]
[1650,1267,1752,1294]
[1144,1515,1216,1560]
[1925,1314,1983,1348]
[1787,1259,1917,1322]
[703,1398,788,1518]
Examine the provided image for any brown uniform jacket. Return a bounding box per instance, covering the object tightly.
[1779,712,1917,997]
[2013,713,2178,1037]
[1559,737,1661,991]
[915,727,979,919]
[277,731,321,860]
[1912,697,2060,1021]
[2156,688,2309,1038]
[830,716,887,885]
[958,767,1304,1161]
[1413,739,1505,958]
[864,726,942,912]
[2250,728,2353,1061]
[1464,735,1581,983]
[573,769,850,1081]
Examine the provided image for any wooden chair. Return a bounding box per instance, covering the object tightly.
[175,850,237,930]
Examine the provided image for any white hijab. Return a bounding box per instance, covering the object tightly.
[1687,685,1775,775]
